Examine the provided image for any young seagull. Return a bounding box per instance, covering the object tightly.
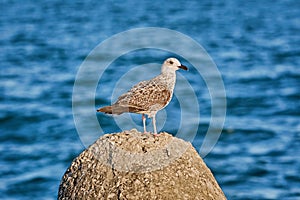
[97,57,188,134]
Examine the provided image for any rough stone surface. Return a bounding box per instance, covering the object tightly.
[58,129,226,200]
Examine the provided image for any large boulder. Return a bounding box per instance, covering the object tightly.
[58,129,226,199]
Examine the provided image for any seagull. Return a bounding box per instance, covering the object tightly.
[97,57,188,134]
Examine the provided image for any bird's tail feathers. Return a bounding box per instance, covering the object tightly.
[97,105,144,115]
[97,105,129,115]
[97,106,113,114]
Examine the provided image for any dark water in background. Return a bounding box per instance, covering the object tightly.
[1,0,300,199]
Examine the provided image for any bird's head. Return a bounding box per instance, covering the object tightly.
[161,58,188,74]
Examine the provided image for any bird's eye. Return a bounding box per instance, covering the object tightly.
[169,61,174,64]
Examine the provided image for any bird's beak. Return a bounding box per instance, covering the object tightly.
[178,65,188,71]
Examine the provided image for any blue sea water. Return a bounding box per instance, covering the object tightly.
[1,0,300,199]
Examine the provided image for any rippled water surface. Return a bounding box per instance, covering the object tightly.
[1,0,300,199]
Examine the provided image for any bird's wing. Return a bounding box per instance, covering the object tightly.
[114,78,171,112]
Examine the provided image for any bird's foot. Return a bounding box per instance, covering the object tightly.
[143,131,150,134]
[153,133,160,137]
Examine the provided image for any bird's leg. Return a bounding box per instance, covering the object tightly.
[142,114,147,133]
[152,114,157,135]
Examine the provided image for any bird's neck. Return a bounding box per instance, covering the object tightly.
[159,70,176,90]
[161,70,176,78]
[161,65,176,74]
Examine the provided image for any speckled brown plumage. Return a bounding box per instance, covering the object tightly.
[97,58,188,134]
[98,76,173,116]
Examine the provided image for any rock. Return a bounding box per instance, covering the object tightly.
[58,129,226,200]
